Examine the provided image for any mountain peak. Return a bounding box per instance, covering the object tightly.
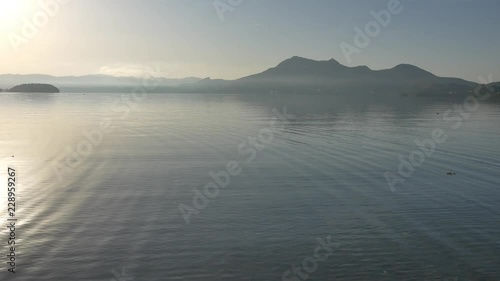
[283,56,315,63]
[283,56,341,64]
[393,63,419,69]
[354,65,371,71]
[392,63,425,71]
[390,63,436,77]
[276,57,344,69]
[328,58,341,64]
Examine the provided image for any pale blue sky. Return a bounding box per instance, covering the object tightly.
[1,0,499,81]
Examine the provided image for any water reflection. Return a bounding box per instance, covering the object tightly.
[0,93,499,280]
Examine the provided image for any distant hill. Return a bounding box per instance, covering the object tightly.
[0,74,201,92]
[8,83,60,93]
[180,56,478,96]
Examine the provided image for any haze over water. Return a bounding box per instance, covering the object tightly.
[0,92,499,280]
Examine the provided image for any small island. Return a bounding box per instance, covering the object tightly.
[8,83,60,93]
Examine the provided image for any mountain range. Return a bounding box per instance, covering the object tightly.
[2,57,498,96]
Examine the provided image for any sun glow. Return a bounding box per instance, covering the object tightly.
[0,0,29,27]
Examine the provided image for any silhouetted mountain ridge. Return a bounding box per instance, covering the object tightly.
[1,57,497,96]
[183,56,478,96]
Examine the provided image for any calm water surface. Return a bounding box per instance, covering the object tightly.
[0,93,499,281]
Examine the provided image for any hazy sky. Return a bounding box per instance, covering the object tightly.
[1,0,499,81]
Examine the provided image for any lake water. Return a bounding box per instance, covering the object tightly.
[0,92,499,281]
